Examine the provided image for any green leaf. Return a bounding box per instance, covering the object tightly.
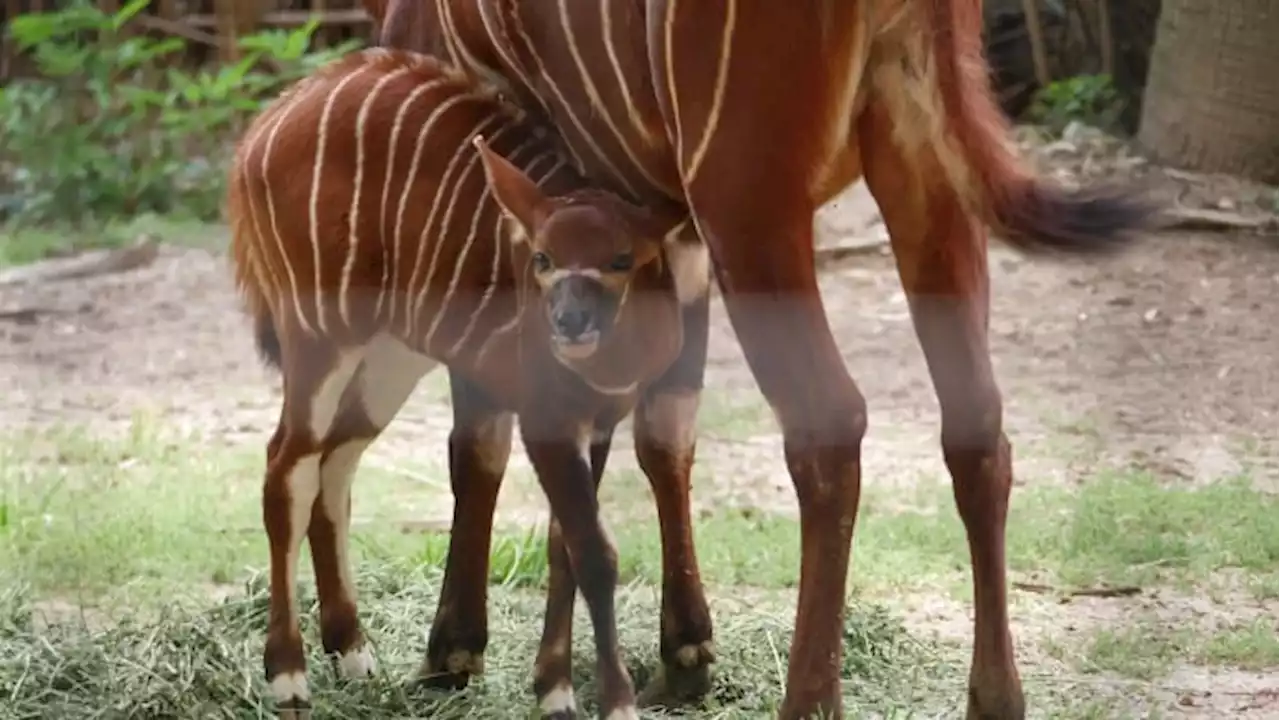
[111,0,153,31]
[8,14,59,49]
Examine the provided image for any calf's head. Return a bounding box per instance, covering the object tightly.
[474,136,678,361]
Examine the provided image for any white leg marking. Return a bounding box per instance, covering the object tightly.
[344,66,412,325]
[337,645,377,679]
[317,438,368,625]
[604,707,640,720]
[314,339,433,685]
[357,334,438,428]
[539,683,578,714]
[663,219,711,304]
[311,66,374,335]
[269,671,310,705]
[283,455,322,626]
[683,0,736,184]
[311,352,364,440]
[284,351,364,625]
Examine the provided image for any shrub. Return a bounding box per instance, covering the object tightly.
[1025,73,1126,136]
[0,0,361,227]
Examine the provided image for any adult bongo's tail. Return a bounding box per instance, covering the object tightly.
[926,0,1158,254]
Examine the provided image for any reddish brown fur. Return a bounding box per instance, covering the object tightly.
[362,2,1156,718]
[228,47,693,719]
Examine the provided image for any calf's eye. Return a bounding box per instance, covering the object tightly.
[531,251,552,273]
[609,253,634,272]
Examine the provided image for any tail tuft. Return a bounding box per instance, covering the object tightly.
[253,309,283,371]
[992,181,1162,255]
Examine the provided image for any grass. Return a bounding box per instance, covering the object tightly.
[1072,615,1280,681]
[0,570,954,719]
[0,214,228,266]
[1,421,1276,718]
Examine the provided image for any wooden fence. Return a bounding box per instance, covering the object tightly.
[1,0,376,81]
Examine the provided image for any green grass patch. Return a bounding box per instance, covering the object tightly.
[696,388,775,441]
[0,214,228,267]
[1080,621,1191,680]
[3,424,1277,716]
[0,566,954,719]
[3,423,1276,605]
[1009,472,1279,589]
[1074,614,1280,681]
[1196,617,1280,670]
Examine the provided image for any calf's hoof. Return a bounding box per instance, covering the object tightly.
[270,671,312,719]
[276,702,312,720]
[334,644,377,680]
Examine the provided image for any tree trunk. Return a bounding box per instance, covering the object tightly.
[1138,0,1278,182]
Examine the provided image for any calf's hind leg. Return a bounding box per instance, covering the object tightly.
[421,368,514,688]
[262,331,365,716]
[306,336,434,681]
[860,98,1024,719]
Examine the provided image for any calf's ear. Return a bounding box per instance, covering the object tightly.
[474,135,550,244]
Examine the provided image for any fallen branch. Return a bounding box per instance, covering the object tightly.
[1159,206,1278,233]
[0,234,160,288]
[0,306,70,324]
[1013,581,1142,598]
[814,237,891,265]
[133,14,223,48]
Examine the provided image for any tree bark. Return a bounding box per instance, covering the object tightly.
[1138,0,1278,182]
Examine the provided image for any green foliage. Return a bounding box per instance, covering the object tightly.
[0,0,361,228]
[1026,73,1125,135]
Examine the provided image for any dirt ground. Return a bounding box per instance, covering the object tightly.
[1,162,1277,716]
[2,180,1275,508]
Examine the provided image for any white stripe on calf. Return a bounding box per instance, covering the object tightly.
[311,66,374,334]
[344,67,411,325]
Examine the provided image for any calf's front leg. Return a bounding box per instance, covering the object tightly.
[521,415,636,719]
[533,421,613,714]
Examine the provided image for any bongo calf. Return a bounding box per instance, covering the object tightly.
[228,48,702,719]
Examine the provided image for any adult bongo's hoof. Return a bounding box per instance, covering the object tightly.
[416,649,485,690]
[636,641,716,707]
